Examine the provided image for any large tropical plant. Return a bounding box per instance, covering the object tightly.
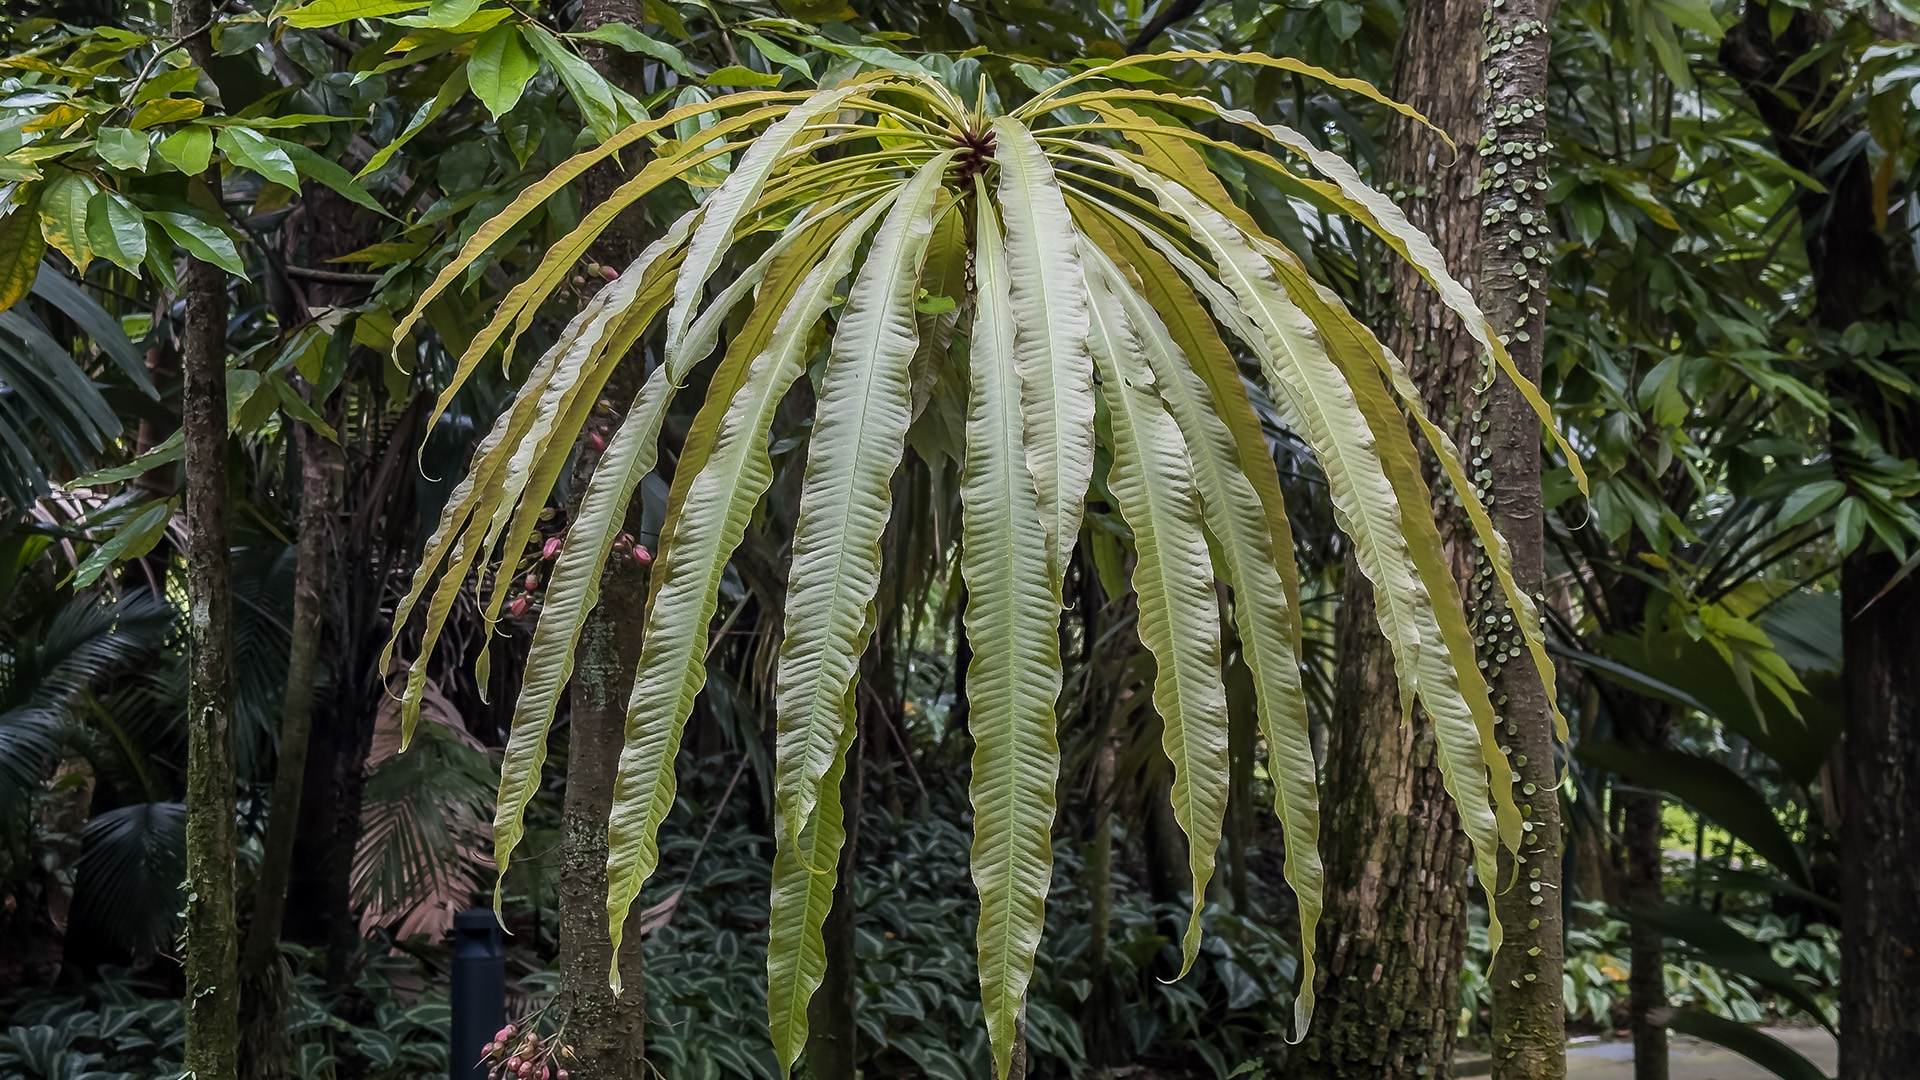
[385,54,1584,1074]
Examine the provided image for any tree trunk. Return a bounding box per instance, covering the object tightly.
[1838,548,1920,1079]
[1479,0,1565,1067]
[1299,571,1470,1077]
[557,551,650,1077]
[1721,9,1920,1075]
[1295,0,1485,1071]
[239,414,340,1080]
[177,16,238,1065]
[1620,701,1671,1080]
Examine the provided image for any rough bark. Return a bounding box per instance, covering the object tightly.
[1837,548,1920,1079]
[177,13,238,1063]
[1479,0,1565,1068]
[1294,0,1485,1071]
[1619,701,1671,1080]
[276,187,384,980]
[557,536,650,1078]
[1298,571,1471,1077]
[239,415,340,1080]
[549,7,654,1071]
[1721,10,1920,1075]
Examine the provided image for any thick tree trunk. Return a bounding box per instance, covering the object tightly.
[1295,0,1484,1071]
[557,556,649,1077]
[1479,0,1565,1067]
[1299,573,1471,1077]
[550,6,654,1070]
[1620,701,1671,1080]
[177,37,238,1072]
[1721,10,1920,1075]
[239,416,340,1080]
[1838,550,1920,1079]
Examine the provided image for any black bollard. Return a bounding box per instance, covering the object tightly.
[450,909,505,1080]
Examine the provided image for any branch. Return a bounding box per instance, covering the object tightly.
[1127,0,1212,53]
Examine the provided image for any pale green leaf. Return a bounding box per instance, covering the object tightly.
[469,24,539,119]
[1084,239,1229,980]
[605,191,903,996]
[990,115,1095,583]
[963,184,1062,1080]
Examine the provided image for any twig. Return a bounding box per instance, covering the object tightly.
[283,265,381,285]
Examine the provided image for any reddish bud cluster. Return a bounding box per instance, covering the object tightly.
[482,1023,570,1080]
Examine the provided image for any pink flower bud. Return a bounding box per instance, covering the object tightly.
[632,545,652,566]
[601,265,619,281]
[497,1027,515,1042]
[506,1059,522,1070]
[508,597,530,617]
[523,572,539,591]
[588,431,608,453]
[542,536,563,560]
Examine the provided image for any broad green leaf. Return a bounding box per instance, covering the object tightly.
[572,22,692,75]
[271,138,392,217]
[281,0,427,28]
[521,24,645,141]
[706,65,783,87]
[157,125,214,174]
[217,126,299,189]
[0,203,47,310]
[990,115,1094,583]
[1084,240,1229,979]
[774,152,954,860]
[93,127,150,170]
[964,185,1062,1080]
[71,500,171,588]
[605,191,902,994]
[150,211,246,277]
[469,24,539,119]
[85,191,148,271]
[130,97,203,130]
[38,167,98,272]
[355,67,468,179]
[69,430,184,486]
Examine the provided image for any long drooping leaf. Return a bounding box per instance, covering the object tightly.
[773,152,955,856]
[963,187,1062,1079]
[765,666,859,1073]
[1081,232,1322,1037]
[1112,160,1517,950]
[991,115,1095,582]
[1084,244,1229,977]
[394,225,687,744]
[603,190,905,989]
[391,91,803,361]
[661,83,872,369]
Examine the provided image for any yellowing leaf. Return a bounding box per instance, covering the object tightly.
[130,97,204,130]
